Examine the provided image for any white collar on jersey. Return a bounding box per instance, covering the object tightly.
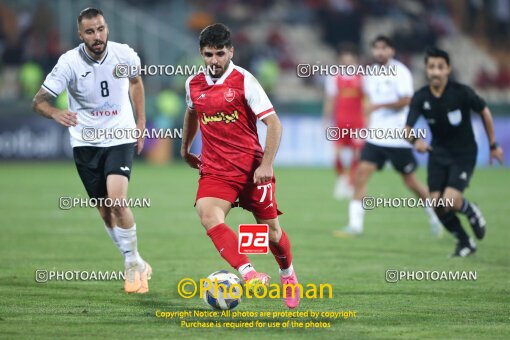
[80,43,109,65]
[204,61,235,86]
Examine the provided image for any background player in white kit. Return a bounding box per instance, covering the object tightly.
[336,35,442,237]
[32,8,151,293]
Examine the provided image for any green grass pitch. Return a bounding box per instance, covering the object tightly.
[0,163,508,339]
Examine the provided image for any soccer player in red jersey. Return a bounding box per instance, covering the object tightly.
[181,23,300,309]
[323,45,365,199]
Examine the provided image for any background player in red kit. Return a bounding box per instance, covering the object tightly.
[181,23,300,309]
[323,45,365,199]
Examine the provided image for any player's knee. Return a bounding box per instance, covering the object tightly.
[98,207,115,225]
[437,196,455,214]
[355,166,367,178]
[97,207,108,219]
[257,218,281,241]
[442,190,463,211]
[268,225,282,242]
[110,204,129,218]
[199,212,223,230]
[268,228,282,242]
[402,175,414,188]
[445,196,463,211]
[402,174,421,191]
[354,164,371,184]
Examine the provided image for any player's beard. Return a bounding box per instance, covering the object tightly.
[210,60,230,78]
[86,36,108,57]
[375,56,389,65]
[429,76,446,89]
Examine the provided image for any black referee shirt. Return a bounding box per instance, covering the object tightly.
[406,81,486,156]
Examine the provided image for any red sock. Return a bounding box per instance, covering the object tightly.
[349,158,359,185]
[335,154,343,176]
[269,229,292,270]
[206,223,249,270]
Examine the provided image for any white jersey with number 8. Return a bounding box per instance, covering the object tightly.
[42,41,141,148]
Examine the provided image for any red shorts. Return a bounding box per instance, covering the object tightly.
[196,175,282,219]
[335,122,365,148]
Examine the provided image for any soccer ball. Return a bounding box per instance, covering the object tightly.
[202,270,242,310]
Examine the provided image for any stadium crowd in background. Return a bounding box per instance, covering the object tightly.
[1,0,509,165]
[2,1,510,102]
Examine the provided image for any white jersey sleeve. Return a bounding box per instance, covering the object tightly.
[185,76,194,109]
[126,45,141,78]
[395,64,413,98]
[42,55,72,97]
[324,75,338,97]
[244,71,275,120]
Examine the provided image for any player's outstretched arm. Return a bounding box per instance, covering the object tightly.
[32,88,77,127]
[180,107,201,169]
[129,76,146,155]
[254,114,282,184]
[480,107,504,164]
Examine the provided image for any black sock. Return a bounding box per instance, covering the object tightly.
[438,211,470,245]
[459,199,475,218]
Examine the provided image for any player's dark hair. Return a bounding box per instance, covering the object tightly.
[199,23,232,50]
[77,7,104,26]
[424,47,450,65]
[371,35,394,48]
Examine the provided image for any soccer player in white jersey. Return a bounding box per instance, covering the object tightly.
[335,35,442,237]
[32,8,151,293]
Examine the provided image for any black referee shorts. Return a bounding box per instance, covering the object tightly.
[73,143,135,199]
[427,152,476,193]
[360,142,417,174]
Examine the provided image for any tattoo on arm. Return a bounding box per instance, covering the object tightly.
[33,89,55,105]
[32,88,57,117]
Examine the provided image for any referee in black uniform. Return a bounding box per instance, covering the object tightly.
[405,47,504,257]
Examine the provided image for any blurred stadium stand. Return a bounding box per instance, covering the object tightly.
[0,0,509,163]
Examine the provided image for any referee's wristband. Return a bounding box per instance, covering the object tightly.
[490,142,499,150]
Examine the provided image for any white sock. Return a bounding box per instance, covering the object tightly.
[338,174,349,186]
[114,224,144,269]
[279,264,294,277]
[349,200,365,232]
[104,224,124,257]
[424,206,438,221]
[339,148,353,168]
[238,263,255,277]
